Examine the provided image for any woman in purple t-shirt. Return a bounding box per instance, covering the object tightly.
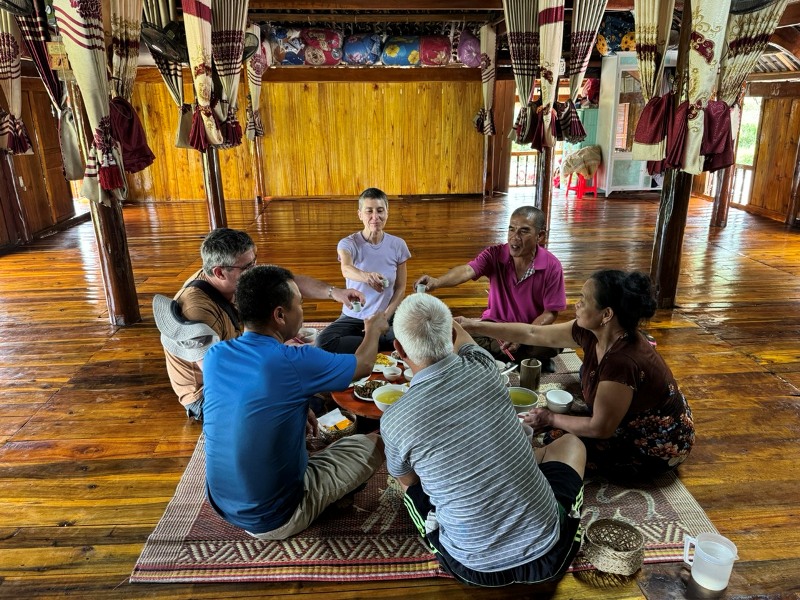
[317,188,411,354]
[459,270,695,480]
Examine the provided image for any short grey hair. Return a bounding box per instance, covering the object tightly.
[511,205,545,231]
[358,187,389,211]
[200,228,255,276]
[393,294,453,365]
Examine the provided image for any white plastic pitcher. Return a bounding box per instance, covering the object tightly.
[683,532,739,591]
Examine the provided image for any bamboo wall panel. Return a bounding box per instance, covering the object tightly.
[126,69,484,201]
[750,97,800,219]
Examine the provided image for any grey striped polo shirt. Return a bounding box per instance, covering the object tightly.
[382,344,560,572]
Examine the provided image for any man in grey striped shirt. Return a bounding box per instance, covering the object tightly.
[381,294,586,587]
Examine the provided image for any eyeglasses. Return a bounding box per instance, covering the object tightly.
[221,257,257,271]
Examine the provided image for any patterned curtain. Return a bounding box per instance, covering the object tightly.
[502,0,539,143]
[244,23,267,141]
[704,0,787,171]
[563,0,608,143]
[682,0,733,174]
[53,0,126,203]
[211,0,249,148]
[631,0,675,161]
[473,24,497,136]
[182,0,223,151]
[0,10,32,155]
[142,0,191,147]
[535,0,565,149]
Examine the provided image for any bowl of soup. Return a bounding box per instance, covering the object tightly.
[508,386,541,414]
[373,384,406,412]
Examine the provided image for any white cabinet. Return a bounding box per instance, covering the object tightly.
[595,52,662,196]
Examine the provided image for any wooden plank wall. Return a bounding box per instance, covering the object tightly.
[749,97,800,219]
[126,68,485,201]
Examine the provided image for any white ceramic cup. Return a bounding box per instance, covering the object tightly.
[684,532,738,591]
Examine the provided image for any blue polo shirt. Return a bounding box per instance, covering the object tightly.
[203,332,356,533]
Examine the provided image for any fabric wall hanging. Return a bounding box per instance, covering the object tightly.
[182,0,223,152]
[143,0,192,148]
[52,0,126,203]
[420,35,451,66]
[682,0,732,174]
[502,0,539,143]
[534,0,565,149]
[342,32,382,65]
[269,27,304,65]
[110,0,154,173]
[596,11,635,56]
[631,0,675,162]
[0,10,33,155]
[474,24,496,135]
[302,28,343,65]
[211,0,249,148]
[457,28,481,67]
[562,0,608,143]
[381,36,421,66]
[245,23,267,141]
[705,0,787,171]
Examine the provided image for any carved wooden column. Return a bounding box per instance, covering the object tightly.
[786,139,800,228]
[711,166,734,227]
[202,147,227,229]
[540,146,554,243]
[252,136,267,203]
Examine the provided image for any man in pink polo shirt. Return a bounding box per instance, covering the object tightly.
[414,206,565,370]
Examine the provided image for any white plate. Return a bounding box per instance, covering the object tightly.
[348,375,370,389]
[372,355,398,372]
[354,380,389,401]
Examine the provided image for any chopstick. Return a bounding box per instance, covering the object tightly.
[498,341,516,362]
[291,337,305,345]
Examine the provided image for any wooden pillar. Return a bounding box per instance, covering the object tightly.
[540,146,554,243]
[786,138,800,227]
[202,147,227,229]
[483,134,494,198]
[711,166,734,227]
[252,136,267,203]
[1,154,31,244]
[650,0,693,308]
[67,83,140,326]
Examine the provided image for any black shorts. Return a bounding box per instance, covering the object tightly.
[403,461,584,587]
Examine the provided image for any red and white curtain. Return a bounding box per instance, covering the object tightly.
[473,24,497,136]
[502,0,539,143]
[53,0,126,202]
[705,0,787,171]
[535,0,565,149]
[0,10,32,155]
[563,0,608,143]
[211,0,249,148]
[245,23,268,141]
[182,0,223,151]
[631,0,675,161]
[142,0,192,147]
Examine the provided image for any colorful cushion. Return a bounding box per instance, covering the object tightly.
[301,28,344,66]
[420,35,451,66]
[596,12,635,56]
[269,27,304,65]
[381,36,420,66]
[457,28,481,67]
[343,33,383,65]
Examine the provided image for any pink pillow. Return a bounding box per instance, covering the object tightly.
[420,35,451,66]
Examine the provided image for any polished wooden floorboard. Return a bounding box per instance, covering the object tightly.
[0,190,799,599]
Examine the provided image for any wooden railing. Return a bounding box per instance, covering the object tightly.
[731,164,754,206]
[509,151,539,187]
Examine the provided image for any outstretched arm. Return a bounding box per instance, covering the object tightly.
[414,264,476,292]
[457,318,578,350]
[295,274,365,308]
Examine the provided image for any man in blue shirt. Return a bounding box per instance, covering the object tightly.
[203,265,387,539]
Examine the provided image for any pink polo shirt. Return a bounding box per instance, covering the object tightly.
[468,244,566,324]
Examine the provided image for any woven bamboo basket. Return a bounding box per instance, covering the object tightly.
[319,409,357,444]
[583,518,645,576]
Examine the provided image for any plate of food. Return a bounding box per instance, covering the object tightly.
[373,353,398,372]
[348,375,371,389]
[354,379,389,401]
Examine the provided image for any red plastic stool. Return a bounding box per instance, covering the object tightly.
[566,173,597,200]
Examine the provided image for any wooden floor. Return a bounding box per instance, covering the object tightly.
[1,190,799,599]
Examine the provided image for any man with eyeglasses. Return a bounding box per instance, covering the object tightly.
[413,206,565,371]
[164,228,365,421]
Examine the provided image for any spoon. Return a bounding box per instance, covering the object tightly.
[501,363,518,376]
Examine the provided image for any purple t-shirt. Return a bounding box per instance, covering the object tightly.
[338,232,411,319]
[468,244,566,324]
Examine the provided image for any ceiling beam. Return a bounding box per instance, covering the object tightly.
[748,81,800,96]
[249,1,502,9]
[778,3,800,27]
[249,11,497,22]
[770,27,800,62]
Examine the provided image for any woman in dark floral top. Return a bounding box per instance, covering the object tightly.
[459,270,694,480]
